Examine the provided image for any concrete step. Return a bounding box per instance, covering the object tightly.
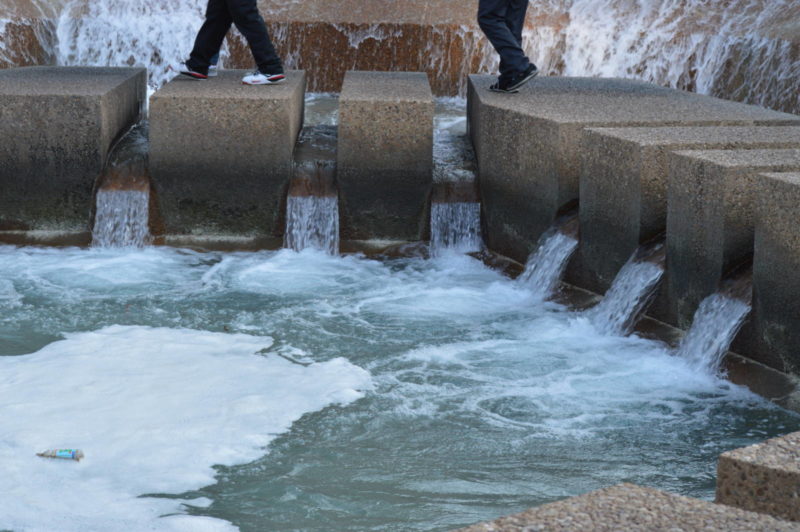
[0,66,147,231]
[148,70,306,236]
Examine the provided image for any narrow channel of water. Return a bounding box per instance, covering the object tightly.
[518,220,579,301]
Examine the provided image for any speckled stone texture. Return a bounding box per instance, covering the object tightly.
[752,174,800,375]
[0,66,147,231]
[660,149,800,329]
[456,483,800,531]
[574,126,800,294]
[337,71,433,240]
[149,70,305,236]
[717,431,800,522]
[466,75,800,264]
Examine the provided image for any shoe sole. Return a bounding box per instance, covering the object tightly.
[178,71,208,80]
[506,69,539,92]
[488,86,519,94]
[242,77,286,86]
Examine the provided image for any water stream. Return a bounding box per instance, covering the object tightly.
[518,220,579,301]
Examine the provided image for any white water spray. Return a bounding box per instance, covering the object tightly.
[676,291,752,376]
[518,229,578,301]
[588,251,665,336]
[92,189,151,248]
[284,196,340,255]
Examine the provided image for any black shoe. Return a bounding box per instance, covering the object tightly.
[506,63,539,92]
[489,81,519,94]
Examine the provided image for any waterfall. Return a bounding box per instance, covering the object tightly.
[518,220,579,301]
[430,100,483,257]
[14,0,790,112]
[588,245,665,335]
[284,195,339,255]
[676,278,753,376]
[92,122,152,248]
[92,189,151,248]
[285,124,339,255]
[430,202,482,256]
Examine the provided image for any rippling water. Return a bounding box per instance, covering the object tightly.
[0,246,797,531]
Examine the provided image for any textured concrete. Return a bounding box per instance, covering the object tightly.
[456,483,800,531]
[337,71,433,240]
[752,173,800,374]
[661,149,800,328]
[0,66,146,231]
[717,431,800,522]
[467,75,800,264]
[574,126,800,293]
[149,70,305,236]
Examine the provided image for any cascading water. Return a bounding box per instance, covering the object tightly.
[285,195,339,255]
[92,123,152,248]
[430,99,483,257]
[588,244,666,336]
[517,218,579,301]
[676,277,753,376]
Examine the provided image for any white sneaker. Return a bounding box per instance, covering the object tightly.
[208,64,218,77]
[171,61,208,80]
[242,71,286,85]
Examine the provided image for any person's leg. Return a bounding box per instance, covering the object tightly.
[226,0,283,74]
[187,0,232,74]
[478,0,530,82]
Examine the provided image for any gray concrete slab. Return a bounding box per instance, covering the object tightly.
[752,173,800,375]
[149,70,306,236]
[456,483,800,531]
[0,66,147,231]
[660,149,800,328]
[573,126,800,293]
[337,71,434,240]
[717,430,800,523]
[467,75,800,263]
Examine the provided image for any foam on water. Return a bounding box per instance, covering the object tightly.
[0,245,796,531]
[0,325,371,531]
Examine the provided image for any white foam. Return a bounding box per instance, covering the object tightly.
[0,325,372,531]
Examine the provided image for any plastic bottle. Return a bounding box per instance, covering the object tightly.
[37,449,85,461]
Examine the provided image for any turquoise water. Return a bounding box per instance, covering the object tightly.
[1,245,797,531]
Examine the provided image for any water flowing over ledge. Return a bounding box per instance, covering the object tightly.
[1,0,798,112]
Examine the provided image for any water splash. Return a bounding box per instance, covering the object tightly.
[588,246,665,335]
[430,202,482,256]
[518,222,579,301]
[284,195,340,255]
[676,279,753,376]
[92,189,151,248]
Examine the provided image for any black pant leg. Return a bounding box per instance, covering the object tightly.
[187,0,232,73]
[226,0,283,73]
[478,0,530,79]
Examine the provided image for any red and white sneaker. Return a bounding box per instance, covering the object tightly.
[242,71,285,85]
[172,62,208,80]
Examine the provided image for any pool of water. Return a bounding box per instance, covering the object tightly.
[1,245,797,531]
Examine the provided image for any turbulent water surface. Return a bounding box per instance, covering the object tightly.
[1,245,797,531]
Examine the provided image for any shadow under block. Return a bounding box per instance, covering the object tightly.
[575,126,800,293]
[753,173,800,374]
[466,75,800,264]
[337,71,434,240]
[149,70,306,236]
[661,149,800,328]
[0,66,147,231]
[717,430,800,523]
[456,483,800,532]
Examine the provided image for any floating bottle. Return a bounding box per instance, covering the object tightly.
[37,449,84,461]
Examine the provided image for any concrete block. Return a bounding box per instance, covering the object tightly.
[662,149,800,328]
[149,70,306,236]
[717,431,800,522]
[467,75,800,263]
[456,483,800,532]
[337,71,433,240]
[0,66,147,231]
[753,173,800,374]
[575,126,800,293]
